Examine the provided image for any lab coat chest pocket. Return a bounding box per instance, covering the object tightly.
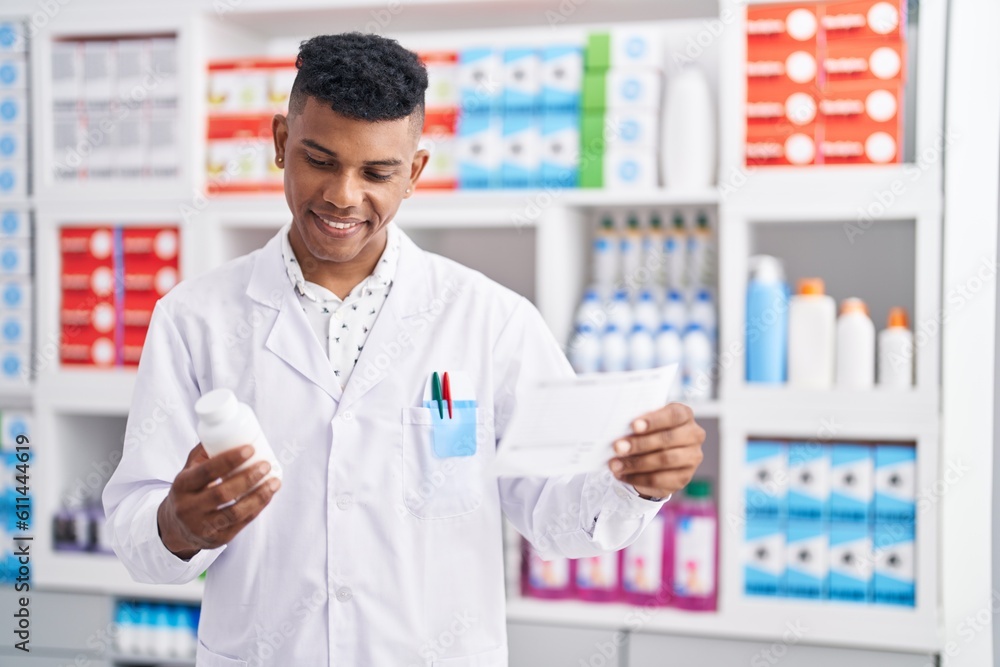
[400,406,492,519]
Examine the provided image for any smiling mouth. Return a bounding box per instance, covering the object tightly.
[315,212,366,230]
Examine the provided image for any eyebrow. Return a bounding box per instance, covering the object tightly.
[300,138,404,167]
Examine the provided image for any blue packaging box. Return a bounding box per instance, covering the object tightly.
[874,445,916,524]
[787,442,830,521]
[830,444,874,523]
[540,45,583,111]
[829,523,873,603]
[785,521,828,599]
[500,113,540,188]
[744,520,785,597]
[502,48,540,112]
[540,111,579,188]
[456,112,500,189]
[873,522,915,607]
[745,441,788,520]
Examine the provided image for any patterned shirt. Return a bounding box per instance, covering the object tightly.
[279,222,401,388]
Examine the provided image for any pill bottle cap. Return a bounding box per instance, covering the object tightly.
[887,306,909,329]
[195,388,239,425]
[797,277,825,295]
[840,297,868,315]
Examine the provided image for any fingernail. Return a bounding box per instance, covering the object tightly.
[610,460,623,473]
[258,462,270,475]
[240,446,253,460]
[633,419,649,434]
[268,478,281,491]
[614,440,631,455]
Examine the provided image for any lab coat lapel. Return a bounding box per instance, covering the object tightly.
[338,230,433,411]
[246,230,343,403]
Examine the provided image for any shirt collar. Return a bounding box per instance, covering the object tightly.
[280,222,401,302]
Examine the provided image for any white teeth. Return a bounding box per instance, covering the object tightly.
[317,214,362,230]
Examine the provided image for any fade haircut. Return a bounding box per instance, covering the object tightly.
[289,32,427,136]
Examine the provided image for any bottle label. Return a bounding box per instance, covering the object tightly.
[673,516,716,596]
[576,552,618,590]
[528,552,569,589]
[623,515,665,593]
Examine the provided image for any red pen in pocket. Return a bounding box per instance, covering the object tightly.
[442,371,453,419]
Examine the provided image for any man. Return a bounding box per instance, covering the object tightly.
[104,33,705,666]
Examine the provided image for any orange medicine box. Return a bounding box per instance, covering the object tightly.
[60,324,116,367]
[820,79,902,133]
[821,0,905,42]
[746,122,818,167]
[823,38,905,83]
[747,4,820,48]
[747,79,819,127]
[821,120,899,164]
[747,41,820,87]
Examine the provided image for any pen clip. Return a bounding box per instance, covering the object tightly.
[443,372,453,419]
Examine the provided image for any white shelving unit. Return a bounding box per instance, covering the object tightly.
[3,0,986,664]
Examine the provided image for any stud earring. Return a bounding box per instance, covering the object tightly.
[405,188,411,193]
[276,156,283,164]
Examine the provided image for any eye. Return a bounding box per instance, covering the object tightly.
[366,171,393,182]
[304,153,332,167]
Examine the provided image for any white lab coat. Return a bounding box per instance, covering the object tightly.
[103,225,667,667]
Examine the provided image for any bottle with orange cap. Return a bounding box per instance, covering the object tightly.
[836,297,875,389]
[787,277,836,389]
[878,307,914,388]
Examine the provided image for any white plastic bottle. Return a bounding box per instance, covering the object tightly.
[878,307,914,388]
[569,324,602,374]
[688,288,717,341]
[836,297,875,389]
[644,213,665,284]
[601,324,629,372]
[682,324,713,400]
[662,66,716,189]
[628,324,656,370]
[633,289,661,333]
[654,324,683,399]
[662,289,687,332]
[666,212,687,288]
[606,288,634,333]
[194,388,283,484]
[787,278,836,389]
[621,214,643,284]
[687,211,712,288]
[153,604,172,658]
[574,287,607,331]
[593,216,619,288]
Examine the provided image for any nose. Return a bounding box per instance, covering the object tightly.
[322,171,364,210]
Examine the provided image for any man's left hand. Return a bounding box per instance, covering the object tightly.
[608,403,706,500]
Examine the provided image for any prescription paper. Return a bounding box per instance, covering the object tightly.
[492,364,679,478]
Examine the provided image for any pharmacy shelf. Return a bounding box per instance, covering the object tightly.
[506,597,939,653]
[35,552,204,603]
[219,0,719,38]
[38,370,135,415]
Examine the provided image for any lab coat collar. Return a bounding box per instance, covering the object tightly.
[245,224,434,405]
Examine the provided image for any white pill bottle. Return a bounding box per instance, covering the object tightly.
[194,388,283,483]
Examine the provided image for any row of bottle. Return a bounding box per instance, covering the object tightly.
[569,287,716,399]
[592,211,713,290]
[746,256,914,388]
[114,601,200,659]
[522,481,718,610]
[53,496,114,555]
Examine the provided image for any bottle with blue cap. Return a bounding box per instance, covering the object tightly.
[621,214,643,282]
[689,288,716,341]
[632,288,660,333]
[600,324,629,372]
[682,323,713,400]
[666,212,687,288]
[606,288,633,333]
[627,324,656,370]
[152,603,173,657]
[662,289,687,332]
[593,216,619,288]
[573,287,606,331]
[568,323,601,374]
[655,323,684,399]
[114,601,141,655]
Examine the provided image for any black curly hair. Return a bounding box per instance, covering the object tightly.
[289,33,428,134]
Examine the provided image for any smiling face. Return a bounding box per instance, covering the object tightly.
[272,96,428,281]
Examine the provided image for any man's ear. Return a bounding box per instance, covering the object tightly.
[404,148,430,198]
[272,114,289,168]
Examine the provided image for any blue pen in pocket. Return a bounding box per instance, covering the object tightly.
[423,399,478,457]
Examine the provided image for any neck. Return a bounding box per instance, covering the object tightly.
[289,224,388,300]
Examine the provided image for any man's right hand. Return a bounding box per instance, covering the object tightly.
[157,443,281,560]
